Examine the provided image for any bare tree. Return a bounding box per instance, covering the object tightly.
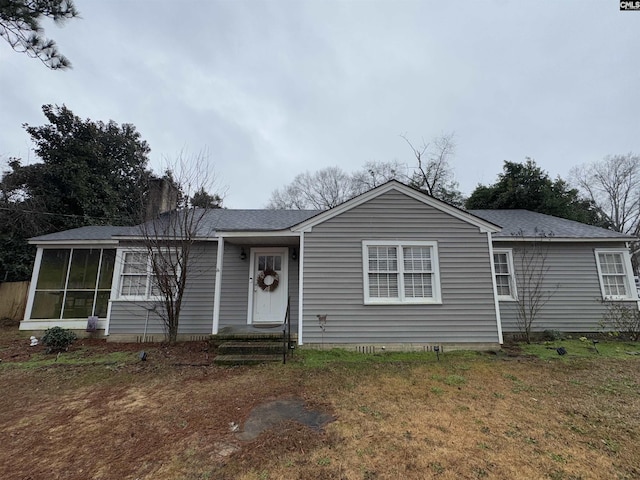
[266,166,356,210]
[351,160,409,194]
[137,152,223,343]
[402,132,464,206]
[265,137,463,211]
[512,230,557,343]
[570,154,640,236]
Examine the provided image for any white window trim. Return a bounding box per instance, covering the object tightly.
[493,248,518,302]
[115,249,164,301]
[362,240,441,305]
[594,248,638,301]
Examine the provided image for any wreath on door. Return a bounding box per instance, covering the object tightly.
[257,267,280,291]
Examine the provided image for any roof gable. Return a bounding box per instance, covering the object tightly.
[291,180,501,233]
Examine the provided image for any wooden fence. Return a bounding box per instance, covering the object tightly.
[0,281,29,321]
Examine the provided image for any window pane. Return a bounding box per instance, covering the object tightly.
[368,273,398,298]
[36,249,70,289]
[120,275,147,296]
[369,246,397,272]
[603,275,627,296]
[94,291,110,317]
[258,256,266,271]
[599,253,624,274]
[98,249,116,289]
[67,249,100,289]
[31,291,64,319]
[149,274,161,297]
[404,247,431,272]
[496,275,511,296]
[493,253,509,274]
[123,252,147,274]
[62,290,95,318]
[274,256,282,271]
[404,273,433,298]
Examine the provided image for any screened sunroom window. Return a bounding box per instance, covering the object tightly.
[31,248,116,319]
[363,241,441,304]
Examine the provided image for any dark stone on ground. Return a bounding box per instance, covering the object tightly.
[236,398,334,441]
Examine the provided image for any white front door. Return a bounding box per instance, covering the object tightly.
[249,248,288,324]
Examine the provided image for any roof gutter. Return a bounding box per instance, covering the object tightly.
[28,239,120,246]
[492,236,637,243]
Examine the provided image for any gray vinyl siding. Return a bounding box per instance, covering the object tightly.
[499,241,637,333]
[218,244,299,328]
[218,243,250,325]
[288,250,300,327]
[108,242,217,336]
[302,190,500,344]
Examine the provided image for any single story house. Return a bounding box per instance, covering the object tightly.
[20,181,638,349]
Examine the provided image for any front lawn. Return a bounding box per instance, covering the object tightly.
[1,327,638,479]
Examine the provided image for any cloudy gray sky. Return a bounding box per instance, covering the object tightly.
[1,1,638,208]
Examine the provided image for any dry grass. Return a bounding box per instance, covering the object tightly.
[280,357,640,480]
[1,327,639,480]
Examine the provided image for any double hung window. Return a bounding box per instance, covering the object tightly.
[493,249,517,300]
[118,250,178,299]
[595,250,636,300]
[363,241,441,304]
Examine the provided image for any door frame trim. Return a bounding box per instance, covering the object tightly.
[246,247,289,324]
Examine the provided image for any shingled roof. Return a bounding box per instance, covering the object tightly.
[29,226,133,242]
[30,207,633,243]
[30,210,322,242]
[469,209,634,240]
[186,209,322,232]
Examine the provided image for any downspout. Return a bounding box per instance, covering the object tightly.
[212,235,224,335]
[486,231,504,344]
[297,231,305,345]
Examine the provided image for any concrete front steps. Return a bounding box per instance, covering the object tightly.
[211,331,295,365]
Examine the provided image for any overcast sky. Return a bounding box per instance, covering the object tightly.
[1,1,638,208]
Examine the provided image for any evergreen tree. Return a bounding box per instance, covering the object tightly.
[0,0,78,69]
[466,159,607,226]
[0,104,153,281]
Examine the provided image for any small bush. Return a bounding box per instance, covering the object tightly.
[601,303,640,341]
[543,330,565,341]
[41,327,77,354]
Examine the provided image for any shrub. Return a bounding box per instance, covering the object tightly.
[41,327,77,354]
[600,302,640,341]
[543,329,565,341]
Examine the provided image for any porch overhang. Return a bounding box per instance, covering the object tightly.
[216,230,301,246]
